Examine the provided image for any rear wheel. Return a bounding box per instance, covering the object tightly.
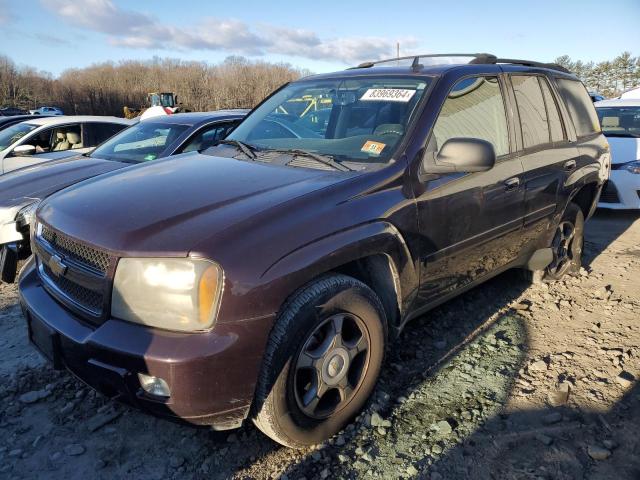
[544,202,584,281]
[252,274,386,448]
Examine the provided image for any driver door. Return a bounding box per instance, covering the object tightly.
[413,75,525,306]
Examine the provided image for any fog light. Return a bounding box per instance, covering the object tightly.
[138,373,171,398]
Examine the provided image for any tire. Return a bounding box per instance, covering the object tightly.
[544,202,584,282]
[252,274,387,448]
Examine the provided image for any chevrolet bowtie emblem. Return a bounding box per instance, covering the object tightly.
[49,254,67,277]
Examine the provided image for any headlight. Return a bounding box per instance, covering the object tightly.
[620,161,640,174]
[111,258,224,332]
[16,200,41,229]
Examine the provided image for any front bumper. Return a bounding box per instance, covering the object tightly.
[598,169,640,209]
[19,259,274,430]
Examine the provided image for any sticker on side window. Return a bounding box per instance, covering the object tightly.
[360,89,416,102]
[361,140,386,155]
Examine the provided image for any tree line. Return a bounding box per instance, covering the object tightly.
[0,55,308,116]
[1,51,638,116]
[554,51,639,98]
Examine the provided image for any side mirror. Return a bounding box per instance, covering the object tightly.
[423,137,496,174]
[12,145,36,157]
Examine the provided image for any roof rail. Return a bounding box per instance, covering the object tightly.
[352,53,572,74]
[353,53,494,70]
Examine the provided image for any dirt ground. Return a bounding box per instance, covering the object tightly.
[0,209,638,480]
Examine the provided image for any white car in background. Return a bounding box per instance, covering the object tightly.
[0,116,133,175]
[29,106,64,115]
[595,98,640,209]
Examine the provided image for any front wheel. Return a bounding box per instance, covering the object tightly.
[544,202,584,281]
[252,274,386,448]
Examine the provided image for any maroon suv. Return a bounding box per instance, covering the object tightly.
[19,54,609,447]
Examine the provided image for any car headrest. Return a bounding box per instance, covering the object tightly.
[56,132,66,140]
[66,132,81,144]
[601,116,619,128]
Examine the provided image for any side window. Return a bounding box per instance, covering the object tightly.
[511,75,549,149]
[539,78,565,142]
[84,123,128,147]
[26,128,54,153]
[433,76,509,157]
[555,79,601,137]
[181,121,238,153]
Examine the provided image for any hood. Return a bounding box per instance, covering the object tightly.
[606,136,640,165]
[38,153,351,256]
[0,155,127,208]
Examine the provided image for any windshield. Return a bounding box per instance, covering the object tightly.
[596,106,640,138]
[91,121,190,162]
[227,76,432,169]
[0,123,38,152]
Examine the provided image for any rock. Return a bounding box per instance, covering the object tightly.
[60,401,76,416]
[8,449,23,457]
[64,444,85,456]
[434,340,447,350]
[432,420,453,435]
[616,371,635,388]
[335,435,345,446]
[337,454,349,463]
[50,452,63,461]
[512,301,531,311]
[226,433,238,443]
[370,412,391,428]
[169,455,185,468]
[587,445,611,460]
[529,360,548,372]
[19,389,50,404]
[95,460,107,470]
[87,410,122,432]
[406,465,419,476]
[536,434,553,446]
[548,382,570,406]
[541,412,562,425]
[431,444,443,455]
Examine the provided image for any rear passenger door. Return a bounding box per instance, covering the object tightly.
[508,74,579,253]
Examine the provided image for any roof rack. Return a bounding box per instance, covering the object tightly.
[352,53,572,74]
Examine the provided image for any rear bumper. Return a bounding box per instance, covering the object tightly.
[18,259,274,430]
[598,170,640,209]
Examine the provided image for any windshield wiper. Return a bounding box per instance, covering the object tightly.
[216,139,258,159]
[262,148,353,172]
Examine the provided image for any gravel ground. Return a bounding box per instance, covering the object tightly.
[0,209,638,480]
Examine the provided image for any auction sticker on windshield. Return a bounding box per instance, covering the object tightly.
[360,89,416,102]
[361,140,386,155]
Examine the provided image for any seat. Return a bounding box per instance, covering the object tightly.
[67,132,84,149]
[601,116,624,132]
[53,132,70,151]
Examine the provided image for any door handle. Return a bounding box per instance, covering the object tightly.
[564,160,577,171]
[504,177,520,191]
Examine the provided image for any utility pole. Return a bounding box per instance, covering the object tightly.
[397,42,400,59]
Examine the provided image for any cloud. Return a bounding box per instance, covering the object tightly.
[40,0,414,64]
[0,0,13,24]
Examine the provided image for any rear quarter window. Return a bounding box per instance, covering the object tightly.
[555,79,601,137]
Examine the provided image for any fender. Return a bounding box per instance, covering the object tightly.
[261,221,419,315]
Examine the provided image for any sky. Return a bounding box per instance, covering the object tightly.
[1,0,639,77]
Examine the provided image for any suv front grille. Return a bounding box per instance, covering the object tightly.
[41,224,110,274]
[42,263,104,314]
[600,181,620,203]
[36,223,113,322]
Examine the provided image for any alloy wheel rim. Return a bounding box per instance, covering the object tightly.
[294,313,370,419]
[548,220,579,277]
